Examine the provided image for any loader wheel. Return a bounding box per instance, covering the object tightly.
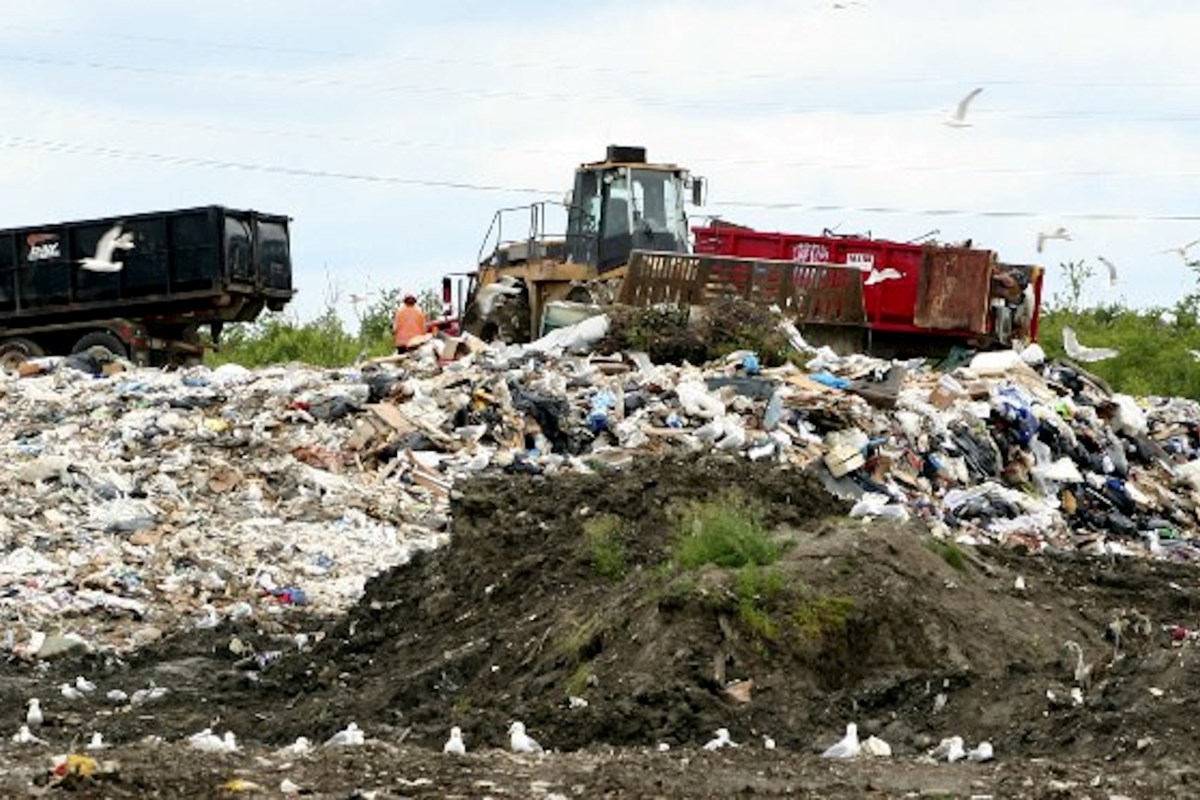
[71,331,129,361]
[0,338,45,372]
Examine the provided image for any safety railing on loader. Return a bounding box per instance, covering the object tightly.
[618,250,867,325]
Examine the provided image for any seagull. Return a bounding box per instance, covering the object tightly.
[11,725,47,745]
[1062,326,1118,363]
[443,726,466,755]
[1036,227,1072,253]
[820,723,861,759]
[508,721,543,754]
[79,224,135,273]
[277,736,312,757]
[325,722,365,747]
[763,735,776,750]
[86,732,106,750]
[75,676,97,693]
[1064,640,1093,688]
[26,698,43,727]
[967,741,995,762]
[1097,256,1118,286]
[943,87,983,128]
[475,276,523,318]
[864,267,904,286]
[189,728,239,753]
[348,292,373,313]
[1162,238,1200,263]
[703,728,738,750]
[931,735,966,762]
[60,683,84,701]
[106,689,128,704]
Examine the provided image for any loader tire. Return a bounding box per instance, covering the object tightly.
[0,337,45,372]
[72,331,129,360]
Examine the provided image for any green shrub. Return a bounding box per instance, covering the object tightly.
[583,514,627,580]
[792,594,855,639]
[674,491,782,570]
[735,565,785,641]
[924,538,968,571]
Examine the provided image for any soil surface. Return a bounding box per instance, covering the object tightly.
[4,455,1200,797]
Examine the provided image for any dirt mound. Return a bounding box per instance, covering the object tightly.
[244,454,1200,758]
[7,454,1200,769]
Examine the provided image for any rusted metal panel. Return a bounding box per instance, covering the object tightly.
[620,251,865,325]
[913,247,993,333]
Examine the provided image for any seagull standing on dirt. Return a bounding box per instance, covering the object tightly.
[703,728,738,750]
[60,683,84,701]
[1036,227,1072,253]
[443,726,466,755]
[968,741,995,762]
[931,735,966,762]
[26,698,43,727]
[86,732,106,750]
[508,721,543,754]
[1064,640,1093,687]
[11,725,47,745]
[1062,326,1118,363]
[943,87,983,128]
[325,722,365,747]
[820,723,861,758]
[1097,256,1119,286]
[79,224,135,273]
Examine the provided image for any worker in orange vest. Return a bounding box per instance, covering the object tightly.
[393,292,428,353]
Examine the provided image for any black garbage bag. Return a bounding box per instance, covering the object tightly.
[509,380,573,454]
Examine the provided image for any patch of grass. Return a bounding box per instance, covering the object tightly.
[792,594,855,640]
[674,490,782,570]
[452,695,471,715]
[924,538,968,571]
[566,663,593,697]
[583,514,627,580]
[733,565,785,642]
[556,613,606,666]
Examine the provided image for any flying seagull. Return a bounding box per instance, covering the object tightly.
[1036,227,1072,253]
[1097,256,1118,286]
[943,87,983,128]
[1062,327,1118,363]
[79,224,134,273]
[1162,238,1200,263]
[347,292,373,312]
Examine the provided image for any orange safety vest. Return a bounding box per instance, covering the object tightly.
[393,304,427,348]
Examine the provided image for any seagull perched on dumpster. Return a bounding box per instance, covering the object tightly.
[79,224,134,273]
[1062,326,1118,363]
[820,723,861,758]
[943,87,983,128]
[1036,227,1071,253]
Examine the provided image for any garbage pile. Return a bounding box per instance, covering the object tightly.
[2,314,1198,657]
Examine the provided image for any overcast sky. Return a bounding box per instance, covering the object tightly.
[2,1,1198,324]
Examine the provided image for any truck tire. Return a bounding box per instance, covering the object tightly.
[0,338,45,371]
[72,331,129,360]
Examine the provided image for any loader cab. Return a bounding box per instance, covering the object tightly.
[566,145,696,271]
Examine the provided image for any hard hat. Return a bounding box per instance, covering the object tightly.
[403,292,417,302]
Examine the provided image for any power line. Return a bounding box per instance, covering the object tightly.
[2,133,1197,224]
[10,103,1200,180]
[4,52,1200,123]
[2,21,1199,90]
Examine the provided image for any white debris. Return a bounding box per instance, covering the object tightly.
[703,728,737,751]
[861,735,892,757]
[968,741,995,762]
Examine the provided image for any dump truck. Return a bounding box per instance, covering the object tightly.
[0,205,295,369]
[453,146,1041,355]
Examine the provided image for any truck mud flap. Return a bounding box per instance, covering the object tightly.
[619,251,865,325]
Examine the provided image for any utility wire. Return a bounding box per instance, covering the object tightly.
[4,52,1200,123]
[2,21,1198,90]
[10,103,1200,180]
[3,134,1198,224]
